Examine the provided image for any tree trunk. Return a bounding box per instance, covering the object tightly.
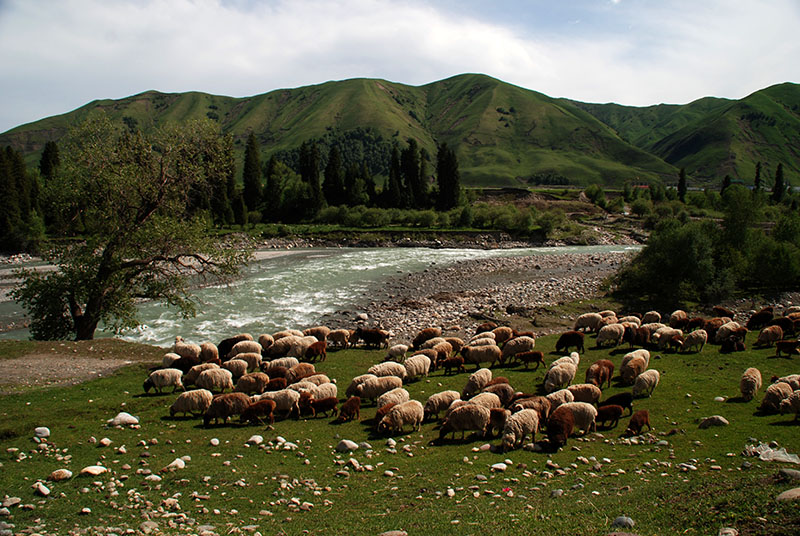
[74,315,98,340]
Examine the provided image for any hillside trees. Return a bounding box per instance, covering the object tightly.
[11,114,252,340]
[436,142,461,211]
[242,133,263,212]
[0,146,44,252]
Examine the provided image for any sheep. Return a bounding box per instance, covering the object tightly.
[314,382,338,400]
[253,389,301,419]
[440,355,466,375]
[346,374,378,398]
[686,317,706,332]
[173,336,202,360]
[560,402,597,434]
[162,352,181,369]
[759,382,794,413]
[779,390,800,421]
[461,345,502,371]
[303,340,327,362]
[464,337,498,348]
[755,325,783,347]
[257,333,275,352]
[747,307,774,330]
[595,404,623,429]
[681,329,708,353]
[598,392,634,415]
[546,405,575,449]
[669,310,688,329]
[227,340,262,360]
[475,321,498,334]
[285,363,316,385]
[328,329,352,349]
[267,335,303,357]
[715,322,746,344]
[550,354,579,370]
[633,369,661,398]
[374,403,398,429]
[299,394,338,418]
[423,390,460,421]
[574,312,603,333]
[445,337,465,355]
[300,373,328,386]
[555,331,584,354]
[169,389,213,417]
[599,315,619,328]
[618,315,641,327]
[217,333,253,360]
[544,363,577,393]
[234,352,262,372]
[355,376,404,404]
[263,357,300,372]
[641,311,661,324]
[404,354,431,381]
[143,369,184,394]
[703,318,728,340]
[196,368,234,393]
[287,381,318,394]
[652,327,683,350]
[439,405,491,440]
[420,337,447,350]
[412,327,442,349]
[366,360,405,378]
[431,341,454,363]
[453,392,502,414]
[567,383,602,405]
[713,305,736,319]
[198,342,219,363]
[482,383,516,407]
[773,374,800,390]
[273,329,304,340]
[500,409,539,451]
[596,324,625,348]
[376,387,410,409]
[623,326,651,348]
[385,344,409,362]
[303,326,331,342]
[720,337,746,353]
[510,350,544,370]
[469,331,496,343]
[510,396,551,421]
[621,356,647,385]
[239,399,276,425]
[768,317,797,337]
[585,359,614,389]
[412,348,439,363]
[265,377,287,392]
[461,368,492,399]
[492,326,515,346]
[287,336,320,358]
[235,372,270,395]
[500,336,536,364]
[222,359,248,380]
[203,392,251,426]
[545,388,575,410]
[624,409,651,436]
[622,349,651,369]
[378,400,424,434]
[739,367,762,401]
[598,309,616,318]
[336,396,361,422]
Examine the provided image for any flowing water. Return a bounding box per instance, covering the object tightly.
[1,245,638,347]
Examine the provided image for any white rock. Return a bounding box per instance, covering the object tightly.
[48,469,73,482]
[247,435,264,445]
[79,465,108,477]
[162,458,186,472]
[32,482,50,497]
[336,439,359,452]
[145,475,163,482]
[611,515,635,528]
[210,438,220,447]
[34,427,50,439]
[491,463,507,472]
[98,438,112,448]
[107,412,139,426]
[699,415,729,429]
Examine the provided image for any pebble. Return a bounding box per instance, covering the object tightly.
[378,531,408,536]
[210,438,220,447]
[0,509,8,517]
[714,397,726,402]
[48,469,73,481]
[718,528,739,536]
[550,489,564,497]
[138,521,159,534]
[107,412,139,426]
[247,435,264,446]
[336,440,359,452]
[776,487,800,501]
[98,437,112,447]
[779,468,800,481]
[699,415,729,429]
[491,463,507,472]
[34,427,50,439]
[611,515,635,529]
[79,465,108,476]
[32,482,50,497]
[79,507,91,515]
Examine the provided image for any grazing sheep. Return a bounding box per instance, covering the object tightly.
[222,359,248,380]
[287,381,318,394]
[550,355,579,370]
[574,313,603,333]
[378,400,424,434]
[713,305,736,319]
[546,405,575,449]
[217,334,253,360]
[747,307,774,330]
[669,310,688,329]
[420,337,447,350]
[482,383,516,407]
[439,405,491,440]
[501,409,539,451]
[618,315,641,326]
[196,368,234,393]
[567,383,602,405]
[621,356,647,385]
[412,327,442,349]
[681,329,708,353]
[374,403,398,429]
[328,329,352,349]
[624,409,651,436]
[598,309,616,318]
[162,352,181,369]
[227,340,262,360]
[265,377,288,392]
[475,321,498,334]
[720,337,746,353]
[235,372,270,395]
[303,341,327,362]
[642,311,661,324]
[596,324,625,348]
[773,374,800,390]
[314,382,338,400]
[623,326,651,349]
[686,317,706,332]
[544,363,577,393]
[779,390,800,421]
[511,350,545,370]
[263,357,300,373]
[257,333,275,352]
[377,387,410,409]
[287,336,320,358]
[702,318,728,341]
[739,367,762,401]
[622,349,651,369]
[445,337,465,355]
[769,317,798,337]
[545,388,575,410]
[633,369,660,398]
[469,331,496,343]
[403,354,432,381]
[715,322,746,344]
[423,390,460,421]
[355,376,404,404]
[203,393,251,427]
[170,354,201,375]
[560,402,597,434]
[267,335,303,357]
[285,363,316,385]
[457,392,502,412]
[599,315,619,328]
[499,336,535,364]
[641,322,668,337]
[273,329,304,340]
[464,337,498,348]
[652,327,683,350]
[169,389,213,417]
[510,396,551,421]
[299,395,338,418]
[759,382,794,413]
[755,325,783,347]
[431,341,454,363]
[461,368,493,399]
[461,344,503,372]
[143,369,184,394]
[595,404,623,429]
[199,342,219,364]
[303,326,331,342]
[367,361,407,380]
[440,355,466,375]
[492,326,515,346]
[173,336,202,360]
[585,359,615,389]
[386,344,409,362]
[555,331,584,354]
[337,396,361,422]
[253,389,301,419]
[234,352,262,373]
[346,374,378,398]
[240,399,276,425]
[598,392,634,415]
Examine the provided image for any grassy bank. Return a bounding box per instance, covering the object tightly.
[0,334,798,535]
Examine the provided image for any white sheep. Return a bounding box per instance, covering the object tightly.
[266,335,301,357]
[227,340,262,359]
[257,333,275,352]
[273,329,304,340]
[264,357,300,372]
[287,336,319,358]
[446,392,502,418]
[715,321,744,343]
[170,389,213,417]
[461,368,492,399]
[641,322,667,336]
[355,376,404,403]
[560,401,598,434]
[500,408,539,451]
[545,389,574,410]
[598,309,616,318]
[510,396,551,421]
[378,400,424,434]
[739,367,762,401]
[172,336,201,360]
[287,380,318,394]
[669,309,688,327]
[464,337,498,348]
[681,329,707,353]
[544,363,577,393]
[345,374,377,398]
[652,327,682,350]
[328,329,352,349]
[439,405,491,439]
[633,369,660,398]
[596,324,625,347]
[253,389,300,419]
[550,354,579,370]
[469,332,496,343]
[775,374,800,390]
[423,390,460,421]
[461,345,502,369]
[779,390,800,421]
[574,312,603,332]
[314,382,338,400]
[618,315,641,326]
[303,373,331,386]
[235,372,270,395]
[501,336,536,363]
[759,382,794,413]
[196,368,234,393]
[641,311,662,324]
[403,354,431,381]
[222,358,248,380]
[377,387,410,408]
[234,352,262,373]
[386,344,409,362]
[199,342,219,363]
[162,353,181,368]
[567,383,602,404]
[621,356,647,385]
[622,349,651,369]
[184,363,220,386]
[367,361,408,380]
[420,337,447,350]
[304,326,331,341]
[143,369,184,394]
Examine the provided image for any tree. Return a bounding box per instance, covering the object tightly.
[39,141,60,181]
[11,114,252,340]
[298,141,324,215]
[435,142,461,211]
[754,161,762,192]
[401,139,426,207]
[772,163,786,203]
[322,146,346,206]
[242,133,262,212]
[721,175,732,194]
[677,168,687,203]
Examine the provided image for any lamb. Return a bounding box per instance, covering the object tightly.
[567,383,602,405]
[546,405,575,449]
[355,376,404,404]
[739,367,762,401]
[239,399,276,425]
[226,340,262,360]
[253,389,301,419]
[461,368,493,399]
[620,355,647,385]
[652,327,683,350]
[217,333,253,360]
[596,324,625,348]
[336,396,361,422]
[257,333,275,353]
[492,326,515,346]
[713,305,736,319]
[173,336,201,360]
[377,387,410,409]
[367,361,407,380]
[235,372,270,395]
[386,344,409,362]
[622,349,651,369]
[412,327,442,349]
[545,388,575,410]
[221,359,248,380]
[345,374,377,398]
[440,356,466,375]
[585,359,614,389]
[560,402,597,434]
[641,311,661,324]
[544,363,577,393]
[778,390,800,421]
[199,342,219,363]
[299,395,338,418]
[574,312,603,333]
[633,369,660,398]
[759,382,794,413]
[482,383,516,407]
[374,403,398,429]
[287,381,319,394]
[195,368,234,393]
[234,352,262,372]
[203,392,251,426]
[555,331,585,353]
[755,325,783,347]
[431,341,454,363]
[263,357,300,372]
[328,329,352,349]
[500,409,539,451]
[681,329,708,353]
[285,363,316,385]
[378,400,424,434]
[404,354,431,381]
[501,336,536,364]
[162,352,181,369]
[169,389,213,417]
[303,341,328,362]
[439,405,491,440]
[510,396,551,421]
[598,392,634,415]
[595,404,623,429]
[303,326,331,342]
[512,350,545,370]
[624,409,651,436]
[423,390,460,421]
[475,321,498,334]
[143,369,184,394]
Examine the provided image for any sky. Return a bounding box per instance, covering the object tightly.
[0,0,798,133]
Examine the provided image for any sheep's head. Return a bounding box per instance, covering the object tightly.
[143,378,154,393]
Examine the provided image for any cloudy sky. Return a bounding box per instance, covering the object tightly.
[1,0,798,133]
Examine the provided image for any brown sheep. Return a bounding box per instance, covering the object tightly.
[598,392,634,415]
[555,331,585,353]
[747,308,774,330]
[304,341,327,362]
[441,356,466,375]
[595,404,623,429]
[412,327,442,349]
[240,399,276,426]
[264,377,288,392]
[512,350,545,370]
[203,393,252,427]
[374,402,398,429]
[712,305,735,319]
[623,409,651,436]
[546,405,575,449]
[585,359,614,389]
[353,327,390,349]
[337,396,361,422]
[299,394,338,418]
[623,326,650,349]
[217,334,253,362]
[703,317,727,341]
[755,325,783,347]
[775,339,800,357]
[492,326,515,346]
[475,321,498,334]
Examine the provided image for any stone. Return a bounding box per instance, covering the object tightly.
[714,397,726,402]
[32,482,50,497]
[79,465,108,477]
[776,487,800,501]
[778,468,800,481]
[98,437,112,447]
[336,439,359,452]
[162,458,186,472]
[611,516,635,529]
[1,498,20,509]
[718,528,739,536]
[0,509,8,517]
[139,521,159,534]
[210,438,220,447]
[145,474,163,482]
[378,532,408,536]
[491,463,507,472]
[79,507,91,515]
[699,415,729,429]
[34,427,50,439]
[550,489,564,497]
[247,435,264,446]
[107,412,139,426]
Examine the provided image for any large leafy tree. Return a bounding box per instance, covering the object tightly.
[12,114,252,340]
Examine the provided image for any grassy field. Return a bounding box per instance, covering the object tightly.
[0,332,798,535]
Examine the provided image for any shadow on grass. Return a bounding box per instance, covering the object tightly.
[725,396,751,404]
[768,419,800,426]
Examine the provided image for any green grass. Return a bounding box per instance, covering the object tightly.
[0,333,798,535]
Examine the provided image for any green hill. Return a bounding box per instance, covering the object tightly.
[1,74,798,187]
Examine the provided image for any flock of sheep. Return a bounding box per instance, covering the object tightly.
[141,305,800,454]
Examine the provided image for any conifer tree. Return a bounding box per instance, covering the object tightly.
[678,168,687,203]
[39,141,60,181]
[298,141,324,215]
[754,161,762,192]
[436,142,461,211]
[401,139,424,206]
[323,146,346,206]
[384,145,404,208]
[242,133,262,211]
[772,163,786,203]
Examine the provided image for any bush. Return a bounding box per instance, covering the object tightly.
[630,198,652,217]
